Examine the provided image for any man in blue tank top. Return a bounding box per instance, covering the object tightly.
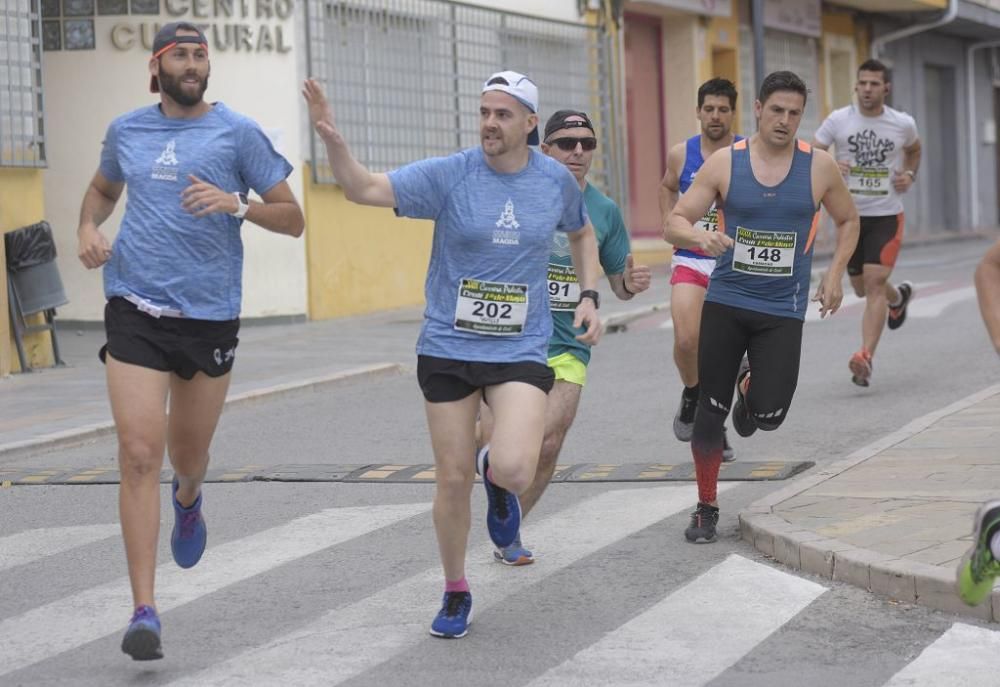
[659,78,742,460]
[303,73,602,639]
[76,22,304,661]
[665,71,859,544]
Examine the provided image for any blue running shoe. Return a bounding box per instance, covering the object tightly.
[494,533,534,566]
[121,605,163,661]
[476,446,521,549]
[429,591,473,638]
[171,478,206,569]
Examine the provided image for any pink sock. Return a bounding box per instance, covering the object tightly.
[486,466,494,482]
[445,577,469,593]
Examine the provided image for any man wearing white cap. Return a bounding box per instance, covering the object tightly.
[303,71,601,639]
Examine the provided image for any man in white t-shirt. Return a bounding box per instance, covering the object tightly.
[815,59,921,387]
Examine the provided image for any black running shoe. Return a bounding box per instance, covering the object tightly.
[732,358,756,438]
[684,502,720,543]
[887,281,914,330]
[673,390,697,442]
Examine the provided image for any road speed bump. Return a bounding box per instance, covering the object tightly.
[0,461,814,486]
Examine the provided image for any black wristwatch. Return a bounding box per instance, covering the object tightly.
[579,289,600,309]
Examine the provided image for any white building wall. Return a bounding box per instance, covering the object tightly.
[463,0,582,22]
[40,0,582,321]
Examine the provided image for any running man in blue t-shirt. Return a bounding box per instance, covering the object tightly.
[303,72,602,639]
[76,22,304,661]
[482,110,651,565]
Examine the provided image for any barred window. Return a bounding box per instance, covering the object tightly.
[305,0,620,200]
[739,25,820,141]
[0,0,46,167]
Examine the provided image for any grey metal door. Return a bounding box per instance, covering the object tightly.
[923,64,959,232]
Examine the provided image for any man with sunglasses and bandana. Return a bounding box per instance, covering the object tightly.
[659,78,742,460]
[76,22,303,660]
[304,73,602,639]
[481,110,652,565]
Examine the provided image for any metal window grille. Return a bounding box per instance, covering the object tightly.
[304,0,623,202]
[0,0,46,167]
[739,25,820,141]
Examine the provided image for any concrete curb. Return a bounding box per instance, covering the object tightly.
[0,362,405,462]
[739,383,1000,622]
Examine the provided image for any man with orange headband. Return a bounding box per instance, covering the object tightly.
[76,21,303,661]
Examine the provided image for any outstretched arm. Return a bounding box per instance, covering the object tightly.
[303,79,395,207]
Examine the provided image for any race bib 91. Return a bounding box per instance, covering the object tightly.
[732,227,796,277]
[848,166,890,196]
[547,263,580,311]
[454,278,529,336]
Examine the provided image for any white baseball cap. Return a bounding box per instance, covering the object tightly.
[482,70,540,145]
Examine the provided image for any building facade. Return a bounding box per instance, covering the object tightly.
[2,0,999,374]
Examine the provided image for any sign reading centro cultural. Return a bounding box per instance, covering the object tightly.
[112,0,293,53]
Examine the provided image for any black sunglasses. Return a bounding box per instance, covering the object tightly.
[548,137,597,152]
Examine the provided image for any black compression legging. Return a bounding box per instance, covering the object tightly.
[690,301,803,503]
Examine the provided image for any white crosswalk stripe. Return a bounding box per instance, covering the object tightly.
[804,293,866,322]
[164,484,734,687]
[881,622,1000,687]
[908,286,976,320]
[5,488,1000,686]
[0,524,119,572]
[658,281,976,328]
[528,553,827,687]
[0,503,430,678]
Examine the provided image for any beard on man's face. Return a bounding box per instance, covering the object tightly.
[158,69,209,107]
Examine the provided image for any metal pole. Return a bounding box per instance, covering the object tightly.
[750,0,765,96]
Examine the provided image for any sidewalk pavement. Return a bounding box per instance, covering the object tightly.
[0,267,669,459]
[740,384,1000,622]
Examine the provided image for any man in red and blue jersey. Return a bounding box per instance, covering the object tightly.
[659,78,742,459]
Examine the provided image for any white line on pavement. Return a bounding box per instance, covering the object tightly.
[0,503,431,678]
[881,622,1000,687]
[804,293,866,322]
[908,286,976,319]
[527,553,826,687]
[0,524,120,572]
[166,484,734,687]
[658,280,976,328]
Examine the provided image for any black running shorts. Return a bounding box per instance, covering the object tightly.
[847,213,904,276]
[416,355,555,403]
[99,297,240,380]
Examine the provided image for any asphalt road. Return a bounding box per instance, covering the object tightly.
[2,239,998,686]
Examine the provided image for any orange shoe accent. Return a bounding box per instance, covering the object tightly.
[849,350,873,387]
[739,371,751,395]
